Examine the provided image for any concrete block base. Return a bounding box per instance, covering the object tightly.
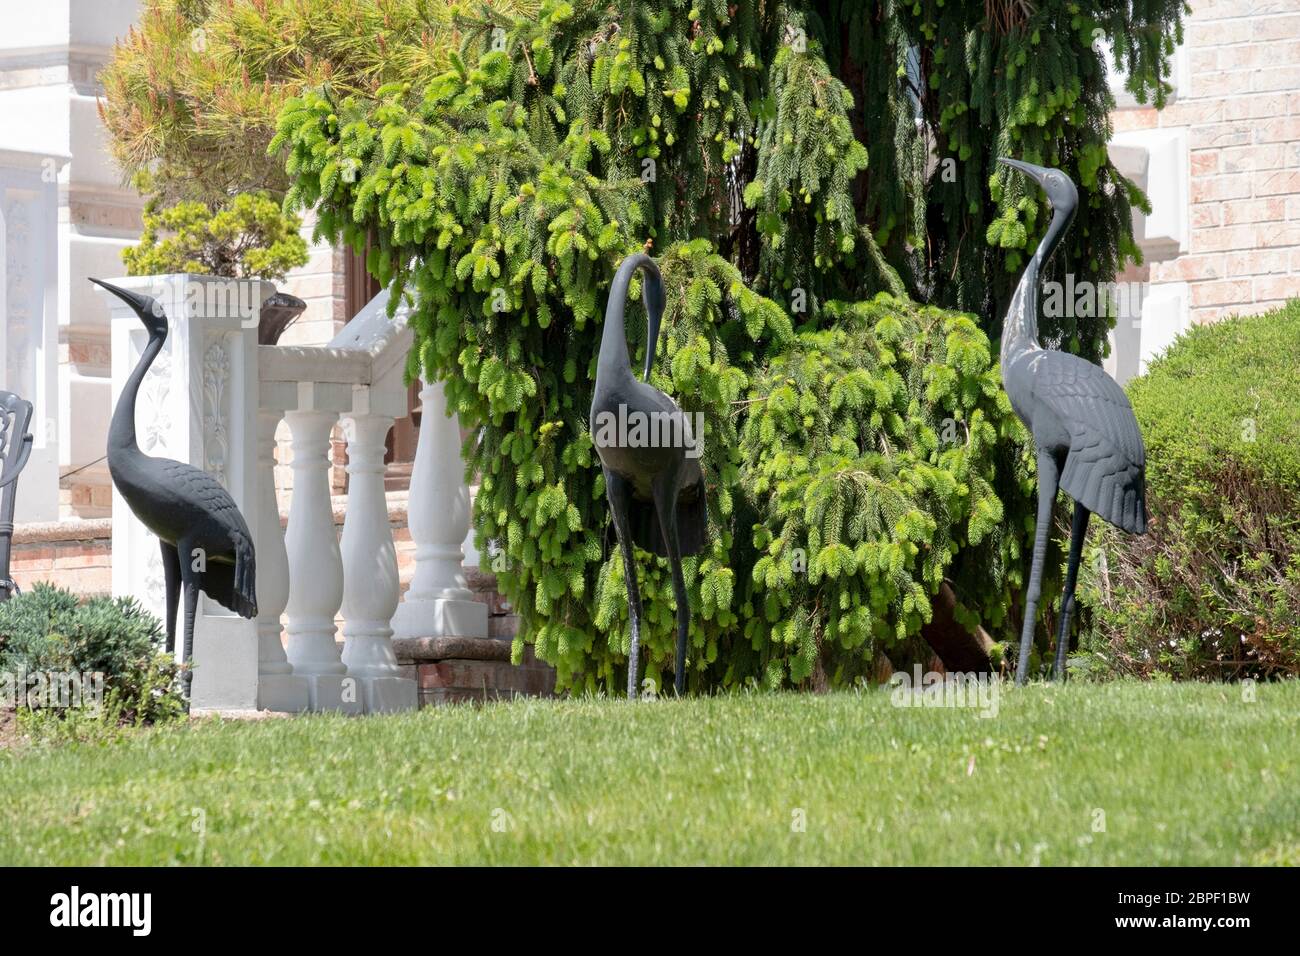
[257,673,311,714]
[392,635,555,708]
[304,674,366,714]
[392,597,488,640]
[361,676,418,714]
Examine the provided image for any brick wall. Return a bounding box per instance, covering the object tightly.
[11,519,113,596]
[276,210,349,346]
[1114,2,1300,325]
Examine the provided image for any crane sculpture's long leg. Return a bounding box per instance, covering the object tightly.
[1016,450,1060,686]
[653,478,690,697]
[604,468,643,700]
[160,542,181,655]
[178,552,199,707]
[1053,501,1091,681]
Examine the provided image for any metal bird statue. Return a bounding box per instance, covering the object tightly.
[591,253,708,699]
[94,279,258,699]
[0,391,34,601]
[997,160,1147,685]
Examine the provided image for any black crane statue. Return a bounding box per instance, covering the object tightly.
[591,253,707,699]
[93,279,257,698]
[0,391,34,601]
[997,160,1147,685]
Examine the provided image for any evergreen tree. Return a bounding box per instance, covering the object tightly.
[273,0,1184,690]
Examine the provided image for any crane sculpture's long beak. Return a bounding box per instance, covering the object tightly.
[997,157,1050,186]
[89,278,167,332]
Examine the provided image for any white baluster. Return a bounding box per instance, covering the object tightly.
[392,379,488,640]
[339,407,417,712]
[283,408,359,713]
[254,408,308,712]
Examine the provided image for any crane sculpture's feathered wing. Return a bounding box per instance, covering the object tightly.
[1018,350,1147,534]
[613,389,708,559]
[158,458,258,618]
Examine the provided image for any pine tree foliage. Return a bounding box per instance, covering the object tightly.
[740,295,1015,687]
[816,0,1184,361]
[101,0,536,207]
[273,0,1182,690]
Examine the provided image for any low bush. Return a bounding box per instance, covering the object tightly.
[1079,300,1300,678]
[0,583,185,726]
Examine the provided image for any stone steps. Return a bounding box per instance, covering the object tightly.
[389,567,553,709]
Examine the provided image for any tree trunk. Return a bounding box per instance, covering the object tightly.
[920,581,994,674]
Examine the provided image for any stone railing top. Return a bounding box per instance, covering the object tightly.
[14,517,113,544]
[259,287,414,390]
[327,286,412,353]
[329,287,414,385]
[258,345,373,385]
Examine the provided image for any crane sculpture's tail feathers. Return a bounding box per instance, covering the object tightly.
[198,535,258,619]
[1061,459,1147,535]
[1030,351,1150,537]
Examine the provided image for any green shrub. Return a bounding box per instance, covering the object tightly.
[1080,300,1300,678]
[123,188,309,281]
[0,583,185,725]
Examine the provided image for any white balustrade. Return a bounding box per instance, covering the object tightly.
[106,282,462,715]
[254,407,309,712]
[391,379,488,641]
[339,402,417,712]
[283,404,359,713]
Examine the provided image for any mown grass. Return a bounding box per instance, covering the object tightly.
[1,680,1296,865]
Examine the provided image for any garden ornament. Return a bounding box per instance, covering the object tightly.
[0,391,34,601]
[93,279,258,697]
[591,253,708,699]
[997,159,1147,684]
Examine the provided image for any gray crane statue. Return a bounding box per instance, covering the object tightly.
[93,279,257,701]
[997,159,1148,685]
[591,253,708,699]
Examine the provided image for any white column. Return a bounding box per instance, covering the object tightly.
[339,409,417,713]
[283,409,360,713]
[254,408,309,712]
[392,379,488,640]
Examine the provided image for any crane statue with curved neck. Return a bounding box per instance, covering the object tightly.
[591,253,708,699]
[94,279,258,702]
[997,160,1148,684]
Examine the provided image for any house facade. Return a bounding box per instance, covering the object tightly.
[1104,1,1300,382]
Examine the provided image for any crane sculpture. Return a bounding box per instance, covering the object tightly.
[591,253,708,699]
[997,159,1148,685]
[94,279,258,700]
[0,391,34,601]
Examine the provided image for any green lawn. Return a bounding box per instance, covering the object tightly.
[1,681,1297,865]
